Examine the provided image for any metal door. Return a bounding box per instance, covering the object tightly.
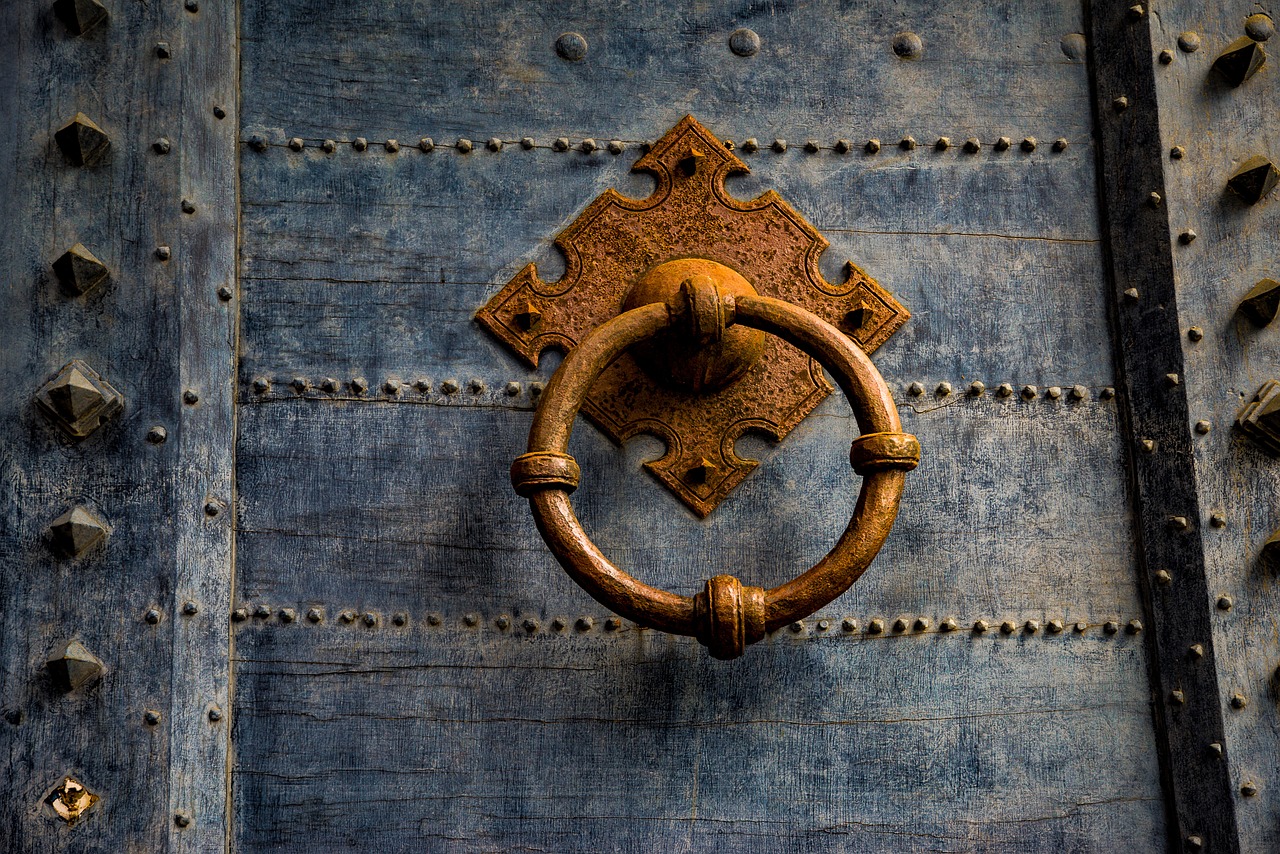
[3,1,1277,851]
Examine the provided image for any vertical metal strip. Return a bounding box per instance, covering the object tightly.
[1087,2,1240,851]
[168,0,239,849]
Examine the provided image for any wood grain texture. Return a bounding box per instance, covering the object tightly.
[1149,3,1280,851]
[0,1,180,850]
[230,0,1171,849]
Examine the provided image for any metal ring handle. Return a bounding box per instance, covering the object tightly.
[511,282,920,659]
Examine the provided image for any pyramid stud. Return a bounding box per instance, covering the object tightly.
[684,458,719,483]
[45,777,99,826]
[46,640,104,692]
[1212,37,1267,86]
[1227,156,1279,205]
[34,359,124,439]
[512,301,542,331]
[678,148,707,177]
[52,0,109,36]
[52,243,110,295]
[54,112,110,166]
[1241,279,1280,326]
[48,506,108,557]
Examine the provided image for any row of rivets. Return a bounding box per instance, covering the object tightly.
[247,133,1076,158]
[552,29,934,62]
[249,375,543,399]
[903,381,1114,401]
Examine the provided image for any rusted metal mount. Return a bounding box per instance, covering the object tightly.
[510,277,919,659]
[478,115,908,516]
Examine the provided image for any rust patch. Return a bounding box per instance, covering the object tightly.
[477,115,908,515]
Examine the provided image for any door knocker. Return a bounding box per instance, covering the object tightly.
[478,117,919,659]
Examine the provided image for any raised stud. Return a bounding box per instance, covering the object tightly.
[34,360,124,439]
[47,639,104,692]
[1070,385,1088,400]
[728,28,761,57]
[841,618,857,632]
[963,138,980,153]
[788,621,804,633]
[1047,619,1064,634]
[248,135,269,153]
[321,139,336,153]
[1046,386,1062,399]
[741,138,759,153]
[1240,279,1280,325]
[1170,689,1185,705]
[1021,137,1037,152]
[48,506,108,557]
[994,137,1011,151]
[935,382,952,396]
[53,0,109,35]
[969,381,985,396]
[1052,138,1068,152]
[1126,619,1143,634]
[1246,14,1275,43]
[55,113,110,166]
[973,619,989,633]
[1155,569,1172,585]
[1178,32,1201,52]
[940,617,958,632]
[52,243,110,296]
[580,138,597,154]
[1212,37,1267,86]
[865,138,881,154]
[1112,95,1130,111]
[913,617,930,631]
[899,136,916,151]
[1231,693,1248,709]
[1159,49,1174,64]
[684,458,719,484]
[1000,620,1016,635]
[867,618,884,634]
[996,383,1013,397]
[1241,781,1259,797]
[1227,156,1280,205]
[891,31,923,59]
[1188,643,1204,659]
[384,139,399,153]
[1217,595,1232,611]
[771,139,787,153]
[804,140,820,153]
[46,777,99,826]
[1170,145,1186,159]
[935,136,951,151]
[834,139,851,154]
[1104,621,1119,634]
[555,31,588,61]
[306,608,323,623]
[1024,619,1040,634]
[892,617,908,633]
[1021,385,1037,400]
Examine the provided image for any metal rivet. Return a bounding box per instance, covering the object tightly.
[913,617,930,632]
[1052,138,1069,152]
[1112,95,1130,111]
[351,377,368,394]
[183,0,198,10]
[996,383,1014,397]
[865,138,881,154]
[1208,742,1223,756]
[1170,145,1186,160]
[427,614,441,626]
[1180,230,1197,244]
[362,612,378,627]
[529,382,544,396]
[962,138,980,153]
[183,390,199,405]
[208,708,222,722]
[994,137,1011,151]
[1000,621,1016,635]
[152,137,171,155]
[393,613,407,626]
[144,709,161,725]
[1148,191,1162,207]
[1127,4,1145,20]
[772,139,787,153]
[867,618,884,634]
[1165,373,1180,387]
[804,140,820,153]
[1025,619,1040,634]
[175,812,191,828]
[907,381,924,396]
[456,138,473,153]
[1100,387,1116,400]
[1159,49,1174,64]
[520,137,536,150]
[1046,386,1062,399]
[213,106,226,119]
[418,137,434,152]
[468,379,485,394]
[383,379,400,395]
[182,601,199,616]
[892,31,923,59]
[1126,619,1143,634]
[146,426,167,444]
[320,139,335,153]
[1246,14,1274,42]
[575,617,593,632]
[1241,781,1259,797]
[1140,438,1156,453]
[1178,32,1201,52]
[279,608,296,624]
[504,381,521,396]
[607,139,624,154]
[306,608,322,623]
[145,608,161,624]
[253,604,270,619]
[940,617,958,632]
[1021,385,1038,399]
[1217,596,1232,611]
[155,42,171,59]
[1170,515,1190,531]
[604,617,621,631]
[551,617,566,631]
[1021,137,1037,152]
[935,136,951,152]
[1124,287,1140,301]
[1047,619,1064,634]
[339,610,356,623]
[789,621,804,633]
[1231,693,1248,709]
[291,377,308,393]
[968,380,985,396]
[319,378,338,393]
[1074,621,1088,633]
[741,138,758,153]
[1188,643,1204,658]
[900,136,916,150]
[581,138,597,153]
[1104,621,1119,634]
[1187,326,1203,341]
[440,379,459,394]
[155,245,172,262]
[181,199,196,214]
[1155,569,1172,585]
[1068,385,1087,400]
[815,619,829,631]
[973,619,989,633]
[1209,512,1226,528]
[1185,835,1202,850]
[287,137,303,151]
[248,135,270,154]
[729,27,761,57]
[410,378,428,393]
[555,31,588,61]
[385,139,400,153]
[231,608,247,622]
[463,613,478,627]
[834,139,851,154]
[352,137,367,152]
[1170,689,1186,705]
[842,618,857,632]
[495,615,510,630]
[892,617,908,633]
[936,381,952,396]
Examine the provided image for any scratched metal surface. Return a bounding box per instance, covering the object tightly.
[232,1,1167,851]
[1149,3,1280,851]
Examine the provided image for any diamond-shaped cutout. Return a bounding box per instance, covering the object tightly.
[1241,278,1280,326]
[54,112,110,167]
[46,640,104,693]
[34,359,124,439]
[52,0,109,36]
[52,243,110,296]
[1228,156,1280,205]
[45,776,99,826]
[477,116,909,515]
[1213,37,1267,86]
[48,506,108,557]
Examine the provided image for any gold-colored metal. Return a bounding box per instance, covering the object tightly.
[46,777,99,825]
[478,115,908,516]
[511,278,919,659]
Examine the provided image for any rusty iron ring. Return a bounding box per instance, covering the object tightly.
[511,285,919,659]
